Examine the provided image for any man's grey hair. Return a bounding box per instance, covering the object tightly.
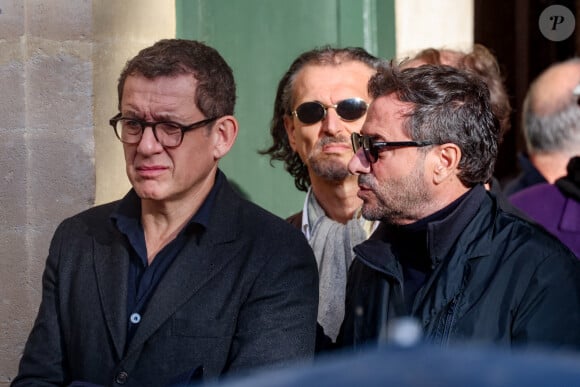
[523,99,580,154]
[523,58,580,155]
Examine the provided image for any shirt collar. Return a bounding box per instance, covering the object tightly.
[111,169,224,234]
[300,187,312,240]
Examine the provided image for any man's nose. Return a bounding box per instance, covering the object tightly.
[137,126,163,153]
[348,147,372,175]
[320,108,343,136]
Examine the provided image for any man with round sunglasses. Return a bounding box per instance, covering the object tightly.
[340,64,580,351]
[261,46,381,351]
[13,39,319,386]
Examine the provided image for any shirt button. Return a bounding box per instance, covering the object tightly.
[130,313,141,324]
[115,371,128,384]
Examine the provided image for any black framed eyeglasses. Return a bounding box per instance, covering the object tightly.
[351,132,433,164]
[109,113,218,148]
[291,98,369,125]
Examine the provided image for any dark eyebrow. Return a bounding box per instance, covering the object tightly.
[121,112,184,124]
[151,114,177,122]
[366,132,386,141]
[120,111,143,120]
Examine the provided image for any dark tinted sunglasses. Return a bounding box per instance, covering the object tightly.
[351,132,433,164]
[291,98,369,125]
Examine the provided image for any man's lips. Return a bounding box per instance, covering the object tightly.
[135,165,168,177]
[357,182,373,198]
[358,184,372,193]
[322,143,351,153]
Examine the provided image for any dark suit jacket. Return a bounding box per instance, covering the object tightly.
[13,177,319,387]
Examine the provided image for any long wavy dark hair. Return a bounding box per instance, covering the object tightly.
[259,46,381,192]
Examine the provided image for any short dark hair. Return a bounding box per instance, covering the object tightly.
[117,39,236,119]
[369,64,499,186]
[260,46,381,192]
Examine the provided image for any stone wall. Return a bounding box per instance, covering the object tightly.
[0,1,174,383]
[395,0,473,59]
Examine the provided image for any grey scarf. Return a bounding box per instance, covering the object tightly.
[307,191,367,342]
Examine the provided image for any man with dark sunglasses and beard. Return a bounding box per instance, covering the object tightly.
[261,46,381,352]
[340,63,580,351]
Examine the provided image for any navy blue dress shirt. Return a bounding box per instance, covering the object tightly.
[111,171,224,349]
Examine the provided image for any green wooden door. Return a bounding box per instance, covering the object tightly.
[176,0,395,217]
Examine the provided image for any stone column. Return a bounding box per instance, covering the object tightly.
[0,1,174,383]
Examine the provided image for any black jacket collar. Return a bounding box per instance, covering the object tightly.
[356,184,487,275]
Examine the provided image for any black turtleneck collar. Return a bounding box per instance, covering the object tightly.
[380,184,487,270]
[556,156,580,201]
[380,185,487,313]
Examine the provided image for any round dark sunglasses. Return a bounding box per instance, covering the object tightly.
[291,98,369,125]
[351,132,433,164]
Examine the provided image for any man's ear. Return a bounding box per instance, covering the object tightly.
[283,114,298,151]
[431,143,462,184]
[212,116,238,160]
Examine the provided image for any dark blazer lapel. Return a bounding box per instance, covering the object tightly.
[125,180,242,358]
[93,230,130,360]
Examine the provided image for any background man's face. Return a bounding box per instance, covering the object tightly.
[284,62,375,182]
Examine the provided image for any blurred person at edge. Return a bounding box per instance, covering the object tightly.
[260,46,381,352]
[510,156,580,257]
[503,58,580,196]
[12,39,318,387]
[339,64,580,351]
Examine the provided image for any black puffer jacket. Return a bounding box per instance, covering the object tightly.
[340,186,580,351]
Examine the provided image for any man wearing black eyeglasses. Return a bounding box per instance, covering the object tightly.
[340,64,580,351]
[261,47,381,351]
[12,39,318,387]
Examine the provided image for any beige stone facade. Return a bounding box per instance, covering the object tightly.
[0,1,174,383]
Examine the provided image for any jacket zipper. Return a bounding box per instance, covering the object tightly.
[441,298,457,346]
